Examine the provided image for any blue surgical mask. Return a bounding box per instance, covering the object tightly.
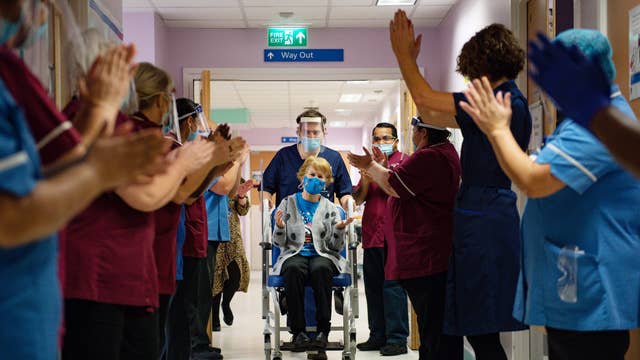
[20,22,47,48]
[300,137,321,152]
[303,176,325,195]
[373,143,394,156]
[0,14,23,45]
[186,131,198,142]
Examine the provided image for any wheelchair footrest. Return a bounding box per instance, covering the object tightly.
[307,351,328,360]
[280,341,343,351]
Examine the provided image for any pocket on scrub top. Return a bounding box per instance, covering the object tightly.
[542,238,606,318]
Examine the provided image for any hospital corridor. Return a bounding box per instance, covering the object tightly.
[1,0,640,360]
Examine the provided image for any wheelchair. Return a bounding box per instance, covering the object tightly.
[260,198,360,360]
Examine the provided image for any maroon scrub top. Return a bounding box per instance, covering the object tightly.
[62,103,159,307]
[358,151,407,249]
[0,46,80,166]
[154,203,182,295]
[183,197,208,258]
[384,142,461,280]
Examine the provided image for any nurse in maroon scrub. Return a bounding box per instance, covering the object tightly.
[348,116,462,360]
[61,63,217,360]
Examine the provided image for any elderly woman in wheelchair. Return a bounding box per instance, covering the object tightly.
[272,156,354,353]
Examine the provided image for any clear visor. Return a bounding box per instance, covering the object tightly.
[299,121,324,139]
[163,94,182,145]
[193,105,211,137]
[121,79,139,115]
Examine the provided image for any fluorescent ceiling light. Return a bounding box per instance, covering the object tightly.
[346,80,370,85]
[331,121,347,128]
[335,109,352,114]
[376,0,417,6]
[339,94,363,103]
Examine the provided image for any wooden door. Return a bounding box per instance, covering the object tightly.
[249,151,277,206]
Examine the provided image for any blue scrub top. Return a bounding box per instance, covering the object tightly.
[175,205,186,281]
[263,144,353,207]
[513,86,640,331]
[0,78,60,359]
[453,80,532,188]
[204,177,230,242]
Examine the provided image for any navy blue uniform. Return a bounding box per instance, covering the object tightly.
[444,80,531,336]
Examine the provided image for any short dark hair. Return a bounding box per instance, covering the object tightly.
[456,23,525,82]
[414,116,451,145]
[372,122,398,139]
[296,109,327,125]
[176,98,198,122]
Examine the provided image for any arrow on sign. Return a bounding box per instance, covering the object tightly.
[296,32,306,44]
[267,52,274,59]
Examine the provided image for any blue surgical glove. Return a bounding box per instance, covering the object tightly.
[528,33,611,129]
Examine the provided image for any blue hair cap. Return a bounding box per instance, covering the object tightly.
[553,29,616,82]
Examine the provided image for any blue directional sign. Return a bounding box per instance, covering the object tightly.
[281,136,298,143]
[264,49,344,62]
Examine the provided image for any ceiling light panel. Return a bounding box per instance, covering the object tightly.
[339,94,363,103]
[376,0,416,6]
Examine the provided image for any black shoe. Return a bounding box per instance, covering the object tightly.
[222,303,234,326]
[212,322,221,332]
[380,343,407,356]
[209,346,221,353]
[356,338,385,351]
[291,332,311,352]
[334,289,344,315]
[192,348,223,360]
[309,332,328,350]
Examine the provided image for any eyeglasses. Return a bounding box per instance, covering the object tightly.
[372,135,397,142]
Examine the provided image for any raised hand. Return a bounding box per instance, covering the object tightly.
[88,128,171,189]
[79,44,137,134]
[390,10,422,62]
[211,123,231,142]
[211,137,249,166]
[528,32,610,128]
[347,147,374,170]
[371,146,388,168]
[458,77,512,138]
[335,217,354,230]
[238,179,254,197]
[275,209,285,229]
[177,138,215,174]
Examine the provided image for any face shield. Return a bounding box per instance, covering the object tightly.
[163,93,182,145]
[298,117,324,152]
[178,104,211,141]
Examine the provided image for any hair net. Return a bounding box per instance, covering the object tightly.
[553,29,616,82]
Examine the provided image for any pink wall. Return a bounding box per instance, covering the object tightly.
[237,127,363,149]
[123,12,156,63]
[162,27,441,96]
[154,13,169,70]
[436,0,512,92]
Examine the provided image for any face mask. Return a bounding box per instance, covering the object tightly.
[186,131,198,142]
[300,136,321,152]
[0,14,23,45]
[303,176,325,195]
[373,143,394,156]
[20,22,47,48]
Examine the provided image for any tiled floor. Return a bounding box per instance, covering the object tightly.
[211,271,419,360]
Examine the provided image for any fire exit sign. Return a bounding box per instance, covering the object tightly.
[268,27,307,47]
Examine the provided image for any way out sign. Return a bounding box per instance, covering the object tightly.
[268,27,307,47]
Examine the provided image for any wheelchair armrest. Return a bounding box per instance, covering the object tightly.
[260,241,272,250]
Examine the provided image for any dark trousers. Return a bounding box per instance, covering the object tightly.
[547,327,629,360]
[399,273,463,360]
[212,260,241,326]
[62,299,159,360]
[362,247,409,345]
[160,280,190,360]
[466,333,507,360]
[281,254,338,334]
[193,242,220,352]
[183,256,209,354]
[158,294,171,354]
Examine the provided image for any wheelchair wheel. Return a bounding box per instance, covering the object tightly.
[272,357,282,360]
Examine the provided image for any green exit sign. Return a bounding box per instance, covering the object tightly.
[268,27,308,47]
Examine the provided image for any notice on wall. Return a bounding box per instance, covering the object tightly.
[528,101,544,153]
[630,5,640,101]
